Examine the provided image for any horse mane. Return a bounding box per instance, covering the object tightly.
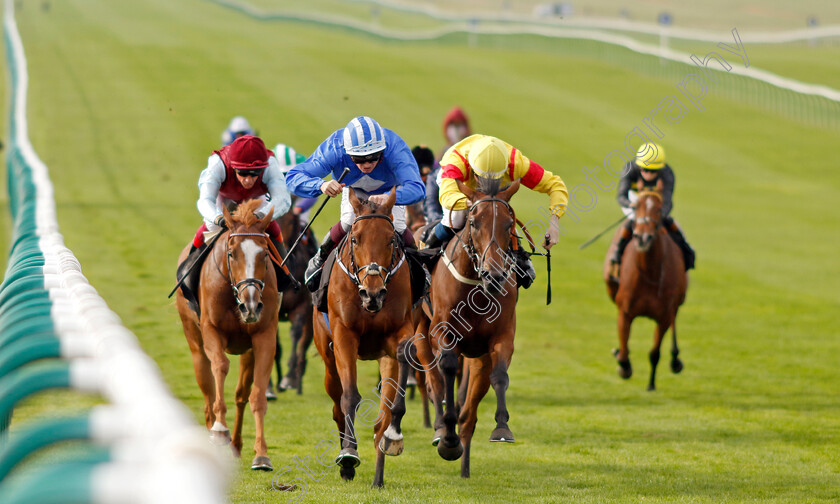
[474,174,503,197]
[231,199,263,227]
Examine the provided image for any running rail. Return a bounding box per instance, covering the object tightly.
[0,2,230,502]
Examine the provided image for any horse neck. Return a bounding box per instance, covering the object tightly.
[446,227,479,280]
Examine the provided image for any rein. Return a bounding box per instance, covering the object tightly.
[336,213,405,289]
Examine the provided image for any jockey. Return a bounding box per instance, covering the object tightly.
[422,134,568,289]
[610,142,696,281]
[285,116,426,291]
[179,135,292,306]
[221,116,256,146]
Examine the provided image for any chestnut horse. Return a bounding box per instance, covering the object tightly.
[416,178,522,478]
[175,199,279,470]
[312,188,417,487]
[604,181,687,391]
[275,209,315,394]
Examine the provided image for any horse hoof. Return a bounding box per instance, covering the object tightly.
[647,383,656,392]
[611,348,619,358]
[339,465,355,481]
[335,448,361,468]
[208,428,231,446]
[489,427,515,443]
[279,376,295,391]
[379,427,404,456]
[265,388,278,401]
[437,437,463,461]
[432,427,445,446]
[617,360,632,379]
[251,455,273,471]
[671,358,684,374]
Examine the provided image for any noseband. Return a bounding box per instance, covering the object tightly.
[226,232,269,307]
[336,214,405,290]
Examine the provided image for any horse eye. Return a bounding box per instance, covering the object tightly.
[351,236,357,244]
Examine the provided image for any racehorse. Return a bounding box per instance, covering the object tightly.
[311,188,417,487]
[175,199,279,471]
[418,178,522,478]
[274,209,315,394]
[604,180,687,391]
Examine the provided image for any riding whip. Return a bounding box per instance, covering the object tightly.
[578,214,629,250]
[280,167,351,268]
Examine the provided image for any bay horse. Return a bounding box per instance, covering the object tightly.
[312,188,417,487]
[175,199,279,470]
[417,178,523,478]
[604,180,687,391]
[274,209,315,394]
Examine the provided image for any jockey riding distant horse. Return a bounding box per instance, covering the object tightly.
[311,188,418,488]
[175,200,280,470]
[604,180,688,391]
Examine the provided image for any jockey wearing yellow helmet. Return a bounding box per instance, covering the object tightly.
[609,142,695,281]
[423,134,568,289]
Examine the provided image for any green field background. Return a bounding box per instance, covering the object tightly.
[2,1,839,503]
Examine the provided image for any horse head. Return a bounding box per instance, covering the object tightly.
[347,187,399,313]
[632,179,664,253]
[221,200,275,323]
[455,177,521,295]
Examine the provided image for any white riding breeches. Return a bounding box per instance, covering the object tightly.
[339,187,406,233]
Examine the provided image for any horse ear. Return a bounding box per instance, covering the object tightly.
[655,177,664,192]
[498,178,521,202]
[259,206,273,230]
[636,179,644,192]
[221,205,233,228]
[348,188,363,214]
[380,187,397,216]
[455,179,477,206]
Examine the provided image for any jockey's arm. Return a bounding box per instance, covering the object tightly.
[196,154,225,223]
[660,167,675,217]
[388,134,426,206]
[285,137,337,198]
[259,156,291,219]
[616,163,636,209]
[509,149,569,249]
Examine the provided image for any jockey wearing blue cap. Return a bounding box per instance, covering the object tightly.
[285,116,425,290]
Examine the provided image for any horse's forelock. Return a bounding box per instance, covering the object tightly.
[231,199,263,227]
[474,174,503,197]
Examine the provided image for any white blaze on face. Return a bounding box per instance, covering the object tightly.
[240,239,262,279]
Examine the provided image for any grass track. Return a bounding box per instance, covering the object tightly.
[4,1,840,503]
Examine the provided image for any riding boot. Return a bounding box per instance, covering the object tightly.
[422,222,454,249]
[178,242,207,314]
[514,248,536,289]
[304,234,337,292]
[610,226,632,282]
[271,237,299,292]
[668,228,696,271]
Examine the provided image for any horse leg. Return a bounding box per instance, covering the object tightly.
[332,325,363,474]
[459,355,491,478]
[273,329,283,392]
[281,310,302,392]
[373,355,402,488]
[613,311,633,379]
[249,332,275,471]
[231,350,254,457]
[413,317,446,444]
[417,370,431,428]
[313,320,352,481]
[456,356,469,417]
[295,307,314,394]
[437,349,464,461]
[202,329,232,447]
[184,325,215,429]
[670,317,683,374]
[648,320,669,392]
[488,335,515,443]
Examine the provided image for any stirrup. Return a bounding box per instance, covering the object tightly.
[608,261,621,282]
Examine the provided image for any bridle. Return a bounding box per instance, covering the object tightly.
[336,214,405,290]
[225,231,269,309]
[633,190,663,237]
[456,196,515,276]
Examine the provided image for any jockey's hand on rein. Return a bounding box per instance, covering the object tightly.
[213,215,227,228]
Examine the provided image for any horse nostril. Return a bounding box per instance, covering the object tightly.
[359,289,369,300]
[256,302,263,314]
[238,304,247,314]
